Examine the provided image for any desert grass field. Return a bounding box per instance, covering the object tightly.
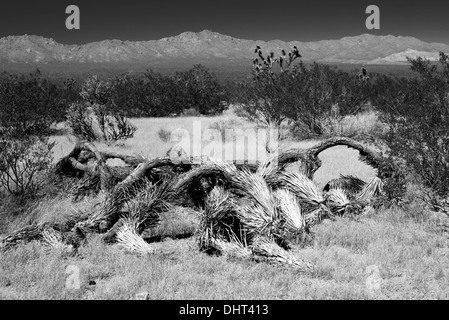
[50,109,379,188]
[1,111,449,300]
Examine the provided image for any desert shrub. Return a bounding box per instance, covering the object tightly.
[0,71,77,202]
[233,47,299,126]
[140,70,186,116]
[106,112,137,142]
[158,128,172,142]
[80,75,114,105]
[90,103,136,142]
[66,101,136,144]
[373,52,449,202]
[285,64,373,137]
[0,70,77,137]
[0,136,55,202]
[176,64,228,115]
[182,108,201,117]
[66,76,137,143]
[66,102,97,141]
[80,66,227,118]
[112,72,185,117]
[234,72,290,126]
[235,48,372,136]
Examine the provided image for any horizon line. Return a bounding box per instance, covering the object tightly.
[1,30,449,47]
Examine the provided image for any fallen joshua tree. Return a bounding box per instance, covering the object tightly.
[1,137,393,273]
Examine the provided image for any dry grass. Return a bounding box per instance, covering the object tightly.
[50,109,378,190]
[318,111,387,139]
[2,111,447,300]
[0,194,102,234]
[0,205,447,300]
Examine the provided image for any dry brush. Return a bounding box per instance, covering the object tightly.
[1,137,392,272]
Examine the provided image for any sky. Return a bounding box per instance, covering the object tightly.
[0,0,448,45]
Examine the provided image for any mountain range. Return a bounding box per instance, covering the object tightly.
[0,30,448,65]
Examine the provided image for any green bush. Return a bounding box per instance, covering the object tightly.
[235,48,371,135]
[0,70,78,137]
[112,71,186,117]
[66,76,136,144]
[0,70,78,202]
[79,75,114,105]
[0,136,54,202]
[66,102,97,141]
[111,66,227,117]
[373,52,449,202]
[176,65,227,115]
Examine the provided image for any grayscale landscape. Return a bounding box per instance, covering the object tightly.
[1,1,449,301]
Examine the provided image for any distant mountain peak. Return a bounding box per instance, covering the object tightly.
[0,31,448,65]
[199,29,217,35]
[173,29,231,40]
[368,48,441,64]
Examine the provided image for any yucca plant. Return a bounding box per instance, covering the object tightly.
[79,170,152,232]
[273,189,305,233]
[304,205,331,229]
[208,158,239,179]
[232,169,277,215]
[0,224,45,251]
[113,177,176,254]
[355,176,384,202]
[238,201,283,241]
[69,169,101,200]
[198,186,241,252]
[209,234,252,260]
[116,220,154,256]
[256,155,280,181]
[41,228,74,255]
[325,188,350,215]
[126,178,174,234]
[229,167,285,242]
[268,171,324,209]
[250,236,314,273]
